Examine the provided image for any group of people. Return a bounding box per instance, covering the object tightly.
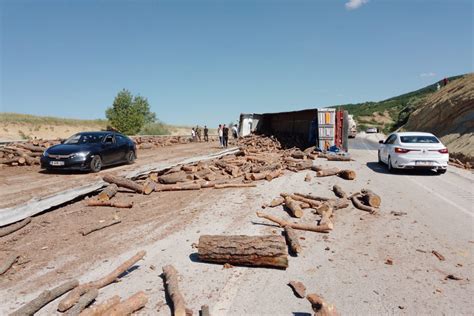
[191,124,239,148]
[191,125,209,142]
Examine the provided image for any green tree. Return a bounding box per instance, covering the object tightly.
[105,89,156,135]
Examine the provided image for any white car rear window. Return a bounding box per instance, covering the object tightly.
[400,136,439,143]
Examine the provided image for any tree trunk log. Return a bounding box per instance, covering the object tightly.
[269,197,285,207]
[332,185,347,199]
[0,217,32,237]
[58,251,146,312]
[86,200,132,208]
[265,169,283,181]
[360,189,381,207]
[64,288,98,316]
[162,265,187,316]
[311,165,323,172]
[337,170,356,180]
[284,227,301,255]
[294,193,332,202]
[326,155,351,161]
[351,195,377,214]
[214,183,256,189]
[79,295,121,316]
[80,220,121,236]
[15,143,45,152]
[158,171,192,184]
[295,160,313,170]
[283,196,303,218]
[289,194,321,208]
[307,293,339,316]
[316,168,340,177]
[97,184,118,201]
[256,212,333,233]
[197,235,288,269]
[251,163,281,173]
[250,172,269,181]
[0,253,19,275]
[155,182,202,192]
[11,280,79,316]
[103,292,148,316]
[103,175,144,194]
[291,150,306,159]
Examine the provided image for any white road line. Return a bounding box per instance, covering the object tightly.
[407,177,473,217]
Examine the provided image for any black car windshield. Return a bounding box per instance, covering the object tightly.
[64,133,104,144]
[400,135,439,143]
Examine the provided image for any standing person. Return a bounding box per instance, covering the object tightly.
[222,124,229,148]
[232,124,239,139]
[218,124,223,148]
[204,125,209,142]
[436,83,441,91]
[191,128,196,142]
[196,126,202,142]
[443,77,448,86]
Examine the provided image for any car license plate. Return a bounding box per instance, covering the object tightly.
[50,161,65,166]
[415,161,433,166]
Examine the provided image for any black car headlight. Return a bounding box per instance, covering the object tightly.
[71,152,90,160]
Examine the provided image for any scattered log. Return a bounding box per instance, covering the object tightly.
[143,180,156,195]
[283,196,303,218]
[307,293,338,316]
[351,195,377,214]
[0,253,19,275]
[294,160,313,170]
[311,165,324,172]
[251,163,281,173]
[58,251,146,312]
[197,235,288,269]
[149,173,159,182]
[15,143,45,152]
[328,198,350,210]
[318,208,333,227]
[79,295,121,316]
[199,179,229,189]
[326,155,351,161]
[103,175,144,194]
[360,189,381,207]
[288,281,306,298]
[265,169,283,181]
[11,280,79,316]
[200,305,210,316]
[97,184,118,202]
[284,227,301,255]
[159,171,192,184]
[162,265,187,316]
[85,200,133,208]
[80,219,122,236]
[214,183,256,189]
[294,193,332,202]
[250,172,269,181]
[304,173,312,182]
[290,194,322,208]
[291,150,306,159]
[0,217,32,237]
[64,288,98,316]
[316,168,340,177]
[256,212,333,233]
[337,170,356,180]
[269,197,285,207]
[332,185,347,199]
[155,182,201,192]
[300,202,311,209]
[103,291,148,316]
[432,250,445,261]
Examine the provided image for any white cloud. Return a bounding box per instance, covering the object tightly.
[345,0,369,10]
[419,72,437,77]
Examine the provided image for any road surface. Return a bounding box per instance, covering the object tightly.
[1,133,472,315]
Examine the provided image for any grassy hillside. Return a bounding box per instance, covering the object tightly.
[337,75,465,133]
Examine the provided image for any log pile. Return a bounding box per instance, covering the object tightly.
[132,135,219,150]
[448,157,473,170]
[0,139,58,166]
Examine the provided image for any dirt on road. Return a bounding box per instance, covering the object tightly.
[1,133,473,315]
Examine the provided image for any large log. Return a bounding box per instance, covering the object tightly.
[103,292,148,316]
[58,251,146,312]
[326,155,351,161]
[0,217,32,237]
[269,197,285,207]
[294,160,313,170]
[291,150,306,159]
[15,143,46,152]
[256,212,333,233]
[162,265,187,316]
[283,196,303,218]
[197,235,288,269]
[214,183,256,189]
[316,168,340,177]
[85,200,133,208]
[103,175,144,194]
[64,288,98,316]
[251,163,281,173]
[337,170,356,180]
[307,293,339,316]
[351,195,377,214]
[155,182,201,192]
[360,189,381,207]
[158,171,192,184]
[284,227,301,255]
[97,184,118,201]
[265,169,283,181]
[332,185,347,199]
[11,280,79,316]
[79,295,121,316]
[0,253,19,275]
[290,194,322,208]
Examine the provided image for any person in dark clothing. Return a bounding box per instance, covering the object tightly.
[222,124,229,148]
[443,77,449,86]
[204,125,209,142]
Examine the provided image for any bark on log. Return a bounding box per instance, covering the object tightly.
[0,253,19,275]
[307,293,339,316]
[284,227,301,255]
[295,160,313,170]
[97,184,118,202]
[80,220,121,236]
[265,169,283,181]
[288,281,306,298]
[11,280,79,316]
[283,196,303,218]
[269,197,285,207]
[199,179,229,188]
[197,235,288,269]
[294,193,332,202]
[290,195,322,208]
[337,170,356,180]
[0,217,32,237]
[155,182,201,192]
[316,168,340,177]
[250,172,269,181]
[326,155,351,161]
[58,251,146,312]
[143,180,156,195]
[311,165,324,172]
[64,288,98,316]
[251,163,281,173]
[159,171,192,184]
[291,150,306,159]
[79,296,121,316]
[162,265,187,316]
[351,195,377,214]
[214,183,256,189]
[332,185,347,199]
[103,175,144,194]
[86,200,133,208]
[103,292,148,316]
[15,143,45,152]
[256,212,333,233]
[360,189,381,207]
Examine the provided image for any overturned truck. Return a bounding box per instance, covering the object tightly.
[239,108,350,151]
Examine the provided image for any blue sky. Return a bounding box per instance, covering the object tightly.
[1,0,472,127]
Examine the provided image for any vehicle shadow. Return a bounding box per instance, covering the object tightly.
[366,162,440,176]
[38,164,124,175]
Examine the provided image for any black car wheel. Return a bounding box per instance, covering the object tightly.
[126,151,136,164]
[437,169,447,175]
[388,156,396,173]
[90,155,102,173]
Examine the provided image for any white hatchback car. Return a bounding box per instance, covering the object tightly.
[378,132,449,174]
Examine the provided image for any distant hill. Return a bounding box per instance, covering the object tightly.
[338,74,465,133]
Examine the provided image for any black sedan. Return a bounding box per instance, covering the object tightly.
[41,131,136,172]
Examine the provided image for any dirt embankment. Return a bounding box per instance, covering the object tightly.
[403,74,474,163]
